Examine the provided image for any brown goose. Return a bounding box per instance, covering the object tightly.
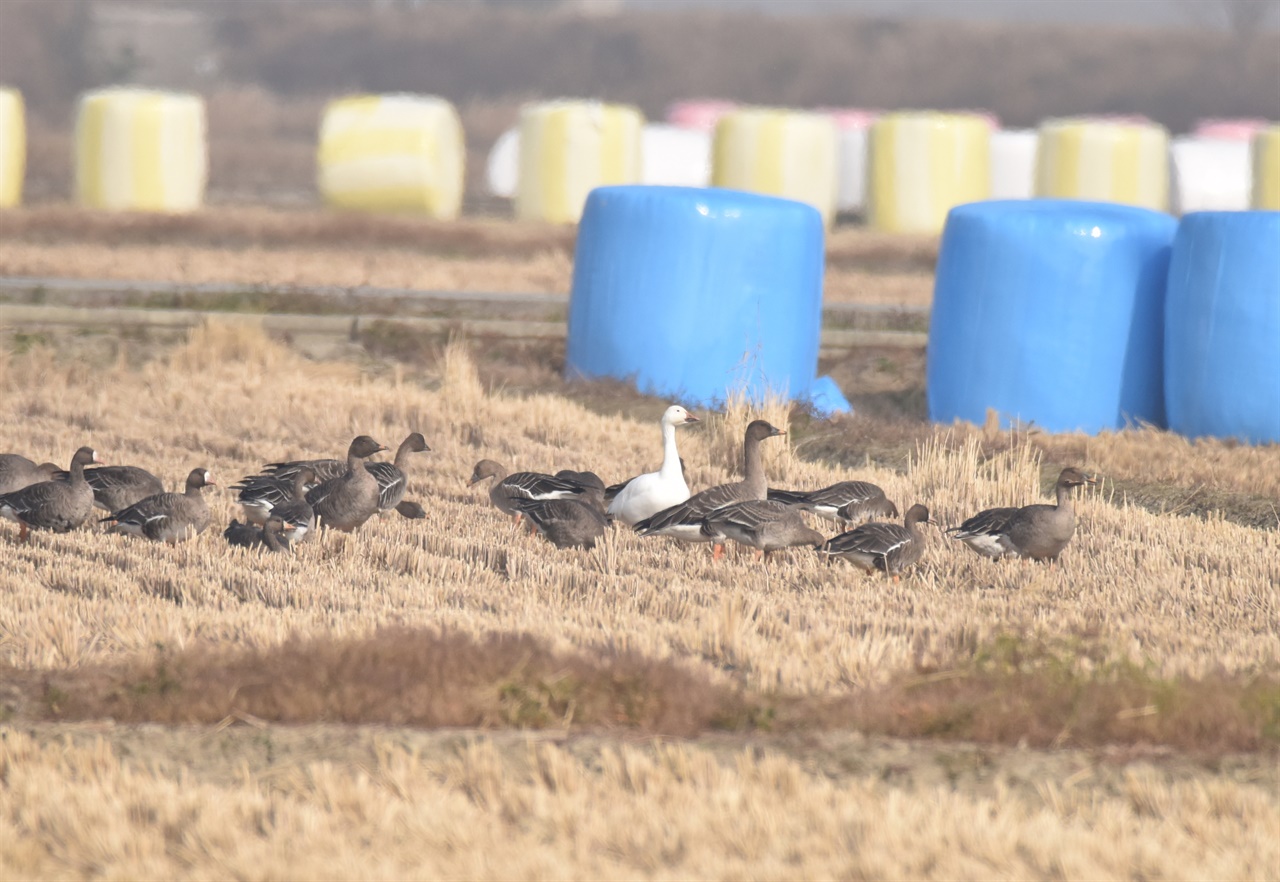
[0,455,61,495]
[512,497,609,549]
[224,516,296,553]
[702,499,825,560]
[259,432,429,518]
[51,464,165,512]
[769,480,898,530]
[951,467,1097,563]
[819,503,933,578]
[634,420,785,557]
[0,447,102,540]
[555,469,607,512]
[232,467,316,544]
[103,468,215,544]
[468,460,591,519]
[304,436,388,532]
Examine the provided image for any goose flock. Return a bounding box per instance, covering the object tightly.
[0,405,1097,574]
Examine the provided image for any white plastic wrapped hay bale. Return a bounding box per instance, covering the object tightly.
[712,108,838,225]
[1252,125,1280,210]
[1171,136,1251,213]
[0,88,25,208]
[867,111,991,234]
[989,129,1038,200]
[516,101,643,224]
[486,126,520,199]
[641,124,710,187]
[317,94,465,218]
[75,87,206,212]
[1034,117,1170,211]
[825,109,877,215]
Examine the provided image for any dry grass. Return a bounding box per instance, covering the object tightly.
[3,724,1277,881]
[1,324,1278,878]
[0,205,934,306]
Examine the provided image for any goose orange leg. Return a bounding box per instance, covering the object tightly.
[712,543,725,561]
[18,522,29,542]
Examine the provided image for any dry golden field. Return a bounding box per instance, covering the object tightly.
[0,314,1277,878]
[0,205,936,307]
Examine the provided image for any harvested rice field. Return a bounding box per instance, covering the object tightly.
[0,207,1278,879]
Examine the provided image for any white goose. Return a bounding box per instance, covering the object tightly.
[606,405,699,526]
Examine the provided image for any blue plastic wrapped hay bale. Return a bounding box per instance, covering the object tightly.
[928,200,1176,433]
[1165,211,1280,443]
[566,185,850,414]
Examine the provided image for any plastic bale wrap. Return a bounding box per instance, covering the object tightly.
[867,112,991,234]
[825,109,878,215]
[0,88,24,207]
[1035,117,1170,211]
[317,94,465,218]
[641,124,711,187]
[515,101,643,224]
[1193,118,1268,141]
[1165,211,1280,443]
[566,185,849,416]
[712,108,839,226]
[989,129,1038,200]
[928,200,1176,434]
[666,100,736,132]
[1171,136,1251,213]
[486,127,519,198]
[1252,126,1280,210]
[75,87,206,213]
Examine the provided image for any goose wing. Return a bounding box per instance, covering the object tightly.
[947,506,1017,539]
[821,521,912,558]
[635,481,748,534]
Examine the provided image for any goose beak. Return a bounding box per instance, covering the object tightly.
[282,521,296,531]
[466,475,480,487]
[769,427,785,437]
[685,414,700,424]
[1084,473,1100,485]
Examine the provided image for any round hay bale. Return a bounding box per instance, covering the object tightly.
[641,124,711,187]
[1251,125,1280,210]
[665,99,736,132]
[75,87,206,213]
[712,108,839,226]
[1165,211,1280,443]
[515,100,643,224]
[0,87,24,208]
[486,126,520,199]
[824,108,878,215]
[566,185,848,414]
[867,111,991,234]
[317,94,465,218]
[988,129,1038,201]
[1171,136,1252,213]
[928,200,1176,434]
[1035,117,1170,211]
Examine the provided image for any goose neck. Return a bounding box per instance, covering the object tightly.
[658,420,681,477]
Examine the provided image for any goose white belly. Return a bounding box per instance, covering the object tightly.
[607,472,690,526]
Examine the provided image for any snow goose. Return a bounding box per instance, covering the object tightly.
[769,480,898,530]
[0,455,61,495]
[950,467,1096,563]
[0,447,102,540]
[224,516,296,553]
[102,468,215,544]
[607,405,699,526]
[701,499,825,560]
[468,460,590,519]
[304,436,388,532]
[819,503,932,578]
[512,497,609,549]
[634,420,784,557]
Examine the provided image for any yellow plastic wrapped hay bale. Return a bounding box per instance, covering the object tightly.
[1251,125,1280,210]
[75,87,206,213]
[711,108,839,224]
[867,112,991,234]
[317,94,465,218]
[516,100,643,224]
[0,87,25,208]
[1035,117,1170,211]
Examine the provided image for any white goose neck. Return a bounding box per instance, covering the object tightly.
[658,418,681,478]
